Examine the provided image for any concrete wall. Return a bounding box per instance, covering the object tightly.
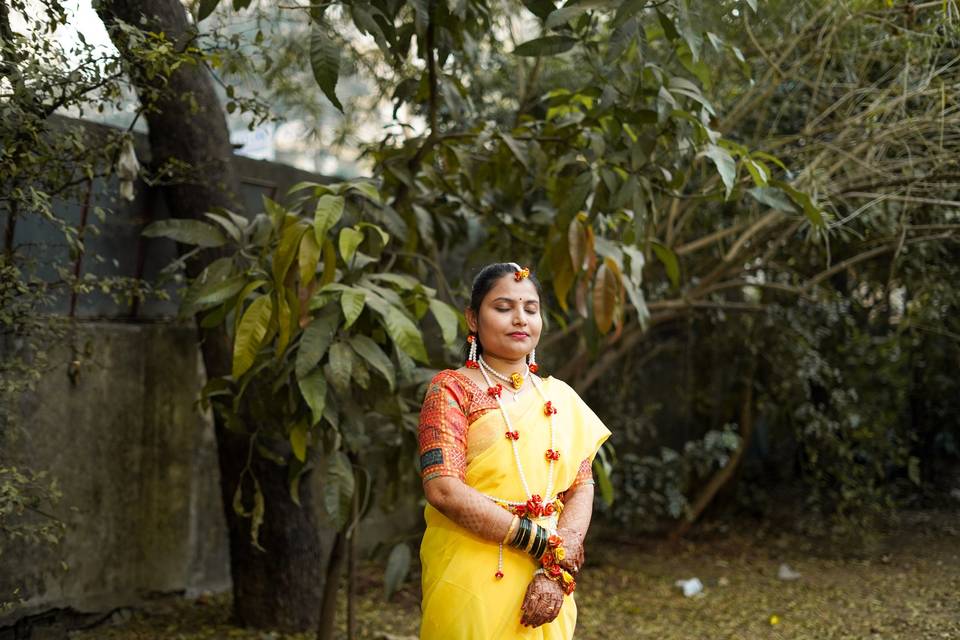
[0,322,230,622]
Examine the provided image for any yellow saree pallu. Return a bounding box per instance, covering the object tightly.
[420,376,611,640]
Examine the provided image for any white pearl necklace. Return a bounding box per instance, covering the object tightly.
[479,356,529,401]
[476,356,556,503]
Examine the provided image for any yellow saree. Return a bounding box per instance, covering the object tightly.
[419,375,611,640]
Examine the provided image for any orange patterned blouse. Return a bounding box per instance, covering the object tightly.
[417,369,594,491]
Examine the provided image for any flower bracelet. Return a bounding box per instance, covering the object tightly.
[538,534,576,595]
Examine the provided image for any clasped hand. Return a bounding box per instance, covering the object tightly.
[519,527,585,628]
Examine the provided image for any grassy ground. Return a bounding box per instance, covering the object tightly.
[70,509,959,640]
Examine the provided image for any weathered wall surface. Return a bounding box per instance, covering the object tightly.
[0,322,230,621]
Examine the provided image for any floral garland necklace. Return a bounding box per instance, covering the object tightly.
[476,354,563,579]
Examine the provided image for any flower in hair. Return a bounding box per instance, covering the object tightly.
[514,266,531,281]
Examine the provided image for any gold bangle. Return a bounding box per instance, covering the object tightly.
[501,514,519,544]
[525,523,539,553]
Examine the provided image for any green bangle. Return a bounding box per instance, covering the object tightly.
[511,517,531,550]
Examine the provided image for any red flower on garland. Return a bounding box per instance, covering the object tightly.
[495,571,504,579]
[505,430,520,440]
[487,384,503,398]
[545,449,561,461]
[525,495,544,517]
[543,401,558,416]
[528,363,539,374]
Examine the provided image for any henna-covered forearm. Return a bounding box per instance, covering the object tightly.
[558,482,594,536]
[555,483,594,574]
[423,476,514,543]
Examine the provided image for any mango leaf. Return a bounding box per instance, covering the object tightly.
[231,278,269,336]
[545,0,607,30]
[277,287,299,357]
[746,187,794,214]
[523,0,556,20]
[700,144,737,199]
[295,305,340,378]
[356,222,390,253]
[197,0,220,22]
[513,35,577,57]
[366,296,429,363]
[593,262,618,334]
[232,294,273,379]
[651,241,680,289]
[310,24,343,111]
[299,231,321,285]
[770,179,826,228]
[499,132,530,171]
[340,288,366,330]
[593,456,614,507]
[314,194,345,243]
[324,451,355,530]
[744,158,770,187]
[428,299,459,346]
[192,274,247,309]
[274,221,308,285]
[349,335,395,392]
[328,341,354,394]
[143,219,227,247]
[338,227,364,266]
[298,367,327,425]
[367,272,420,289]
[321,238,337,285]
[345,180,382,205]
[384,542,412,600]
[204,211,243,243]
[622,277,650,329]
[568,216,587,271]
[290,420,309,462]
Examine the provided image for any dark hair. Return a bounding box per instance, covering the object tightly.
[465,262,544,356]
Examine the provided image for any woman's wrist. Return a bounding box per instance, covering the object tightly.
[538,532,577,595]
[507,518,549,561]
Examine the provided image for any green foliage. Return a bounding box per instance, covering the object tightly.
[147,180,460,546]
[605,424,741,530]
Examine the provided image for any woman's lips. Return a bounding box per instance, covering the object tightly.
[508,332,529,340]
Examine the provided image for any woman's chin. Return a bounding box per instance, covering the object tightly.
[486,346,534,362]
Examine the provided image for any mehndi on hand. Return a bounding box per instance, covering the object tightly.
[520,573,564,628]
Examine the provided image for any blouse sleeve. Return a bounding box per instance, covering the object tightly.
[417,372,469,483]
[566,457,595,491]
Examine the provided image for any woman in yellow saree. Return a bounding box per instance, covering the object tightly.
[418,262,611,639]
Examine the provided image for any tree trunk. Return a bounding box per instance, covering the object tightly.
[96,1,324,630]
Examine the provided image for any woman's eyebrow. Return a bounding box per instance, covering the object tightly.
[491,297,540,304]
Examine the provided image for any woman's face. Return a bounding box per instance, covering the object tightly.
[467,274,542,361]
